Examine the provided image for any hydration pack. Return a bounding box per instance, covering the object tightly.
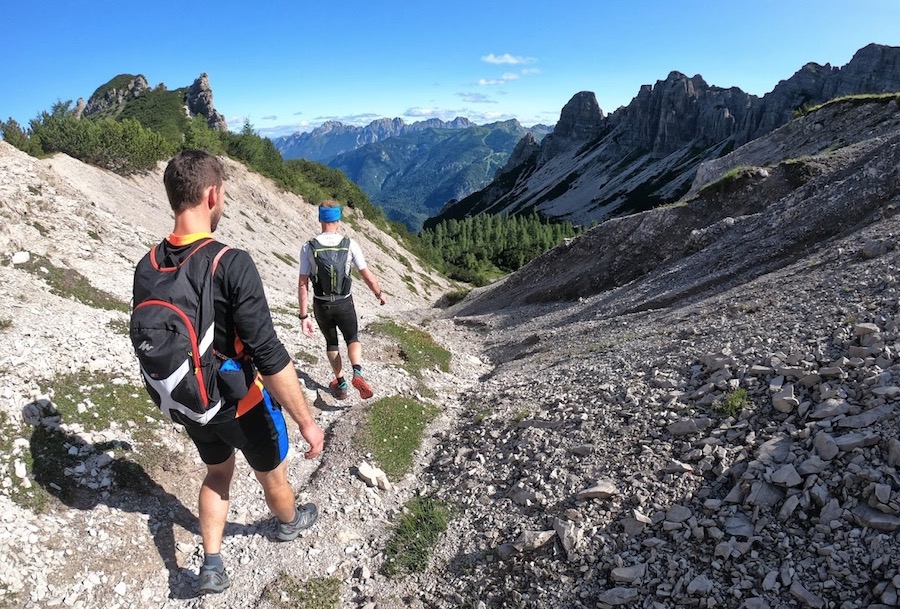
[309,236,352,298]
[130,238,234,426]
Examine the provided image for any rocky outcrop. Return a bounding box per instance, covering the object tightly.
[497,132,540,177]
[538,91,606,159]
[185,73,228,131]
[82,74,150,117]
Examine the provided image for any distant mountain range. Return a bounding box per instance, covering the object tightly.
[273,118,552,231]
[427,43,900,229]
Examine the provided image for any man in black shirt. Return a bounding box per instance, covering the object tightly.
[135,150,325,595]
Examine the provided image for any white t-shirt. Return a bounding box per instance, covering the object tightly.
[298,232,367,299]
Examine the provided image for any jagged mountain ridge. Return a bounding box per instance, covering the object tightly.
[427,43,900,229]
[273,116,477,162]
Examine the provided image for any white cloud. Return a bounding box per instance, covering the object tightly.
[482,53,536,65]
[261,115,277,121]
[520,68,541,75]
[477,71,520,86]
[457,92,496,104]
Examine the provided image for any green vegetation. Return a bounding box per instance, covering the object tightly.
[362,396,439,479]
[0,318,10,330]
[382,496,451,577]
[699,165,756,194]
[19,254,131,313]
[106,317,130,335]
[716,388,750,418]
[18,253,129,312]
[793,92,900,118]
[370,320,451,378]
[294,350,318,366]
[419,213,583,286]
[7,371,163,512]
[1,101,173,174]
[262,574,341,609]
[39,371,160,432]
[1,99,382,227]
[118,87,189,144]
[272,251,297,266]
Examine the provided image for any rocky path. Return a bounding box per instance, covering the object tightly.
[0,302,491,609]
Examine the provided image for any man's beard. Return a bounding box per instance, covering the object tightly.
[211,205,223,232]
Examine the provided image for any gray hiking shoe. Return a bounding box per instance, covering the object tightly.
[198,565,231,595]
[276,502,318,541]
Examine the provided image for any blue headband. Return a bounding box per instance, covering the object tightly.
[319,206,342,223]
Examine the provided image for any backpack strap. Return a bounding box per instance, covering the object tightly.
[149,237,217,272]
[212,245,232,275]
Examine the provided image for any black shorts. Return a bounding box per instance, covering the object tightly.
[186,390,289,472]
[313,296,359,350]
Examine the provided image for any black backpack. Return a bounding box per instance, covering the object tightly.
[309,236,352,298]
[130,238,233,426]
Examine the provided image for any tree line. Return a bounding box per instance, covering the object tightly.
[418,212,583,286]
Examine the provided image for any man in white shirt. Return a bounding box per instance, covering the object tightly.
[297,200,387,399]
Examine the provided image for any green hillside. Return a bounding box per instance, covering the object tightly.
[328,121,529,231]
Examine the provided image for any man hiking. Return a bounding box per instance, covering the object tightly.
[297,200,386,400]
[131,150,325,595]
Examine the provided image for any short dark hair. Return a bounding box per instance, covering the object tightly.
[163,150,225,213]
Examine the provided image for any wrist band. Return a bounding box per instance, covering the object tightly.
[298,314,309,320]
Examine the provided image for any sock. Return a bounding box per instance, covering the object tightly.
[337,376,347,386]
[203,553,224,571]
[352,364,362,374]
[282,507,301,525]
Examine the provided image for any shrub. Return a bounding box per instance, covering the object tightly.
[27,102,173,174]
[716,388,750,418]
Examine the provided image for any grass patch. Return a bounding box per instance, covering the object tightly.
[31,221,49,237]
[19,254,129,312]
[699,165,755,194]
[362,396,439,479]
[0,318,11,331]
[382,496,451,577]
[403,276,419,295]
[39,371,160,431]
[370,320,450,378]
[273,251,297,266]
[716,388,750,418]
[87,230,102,242]
[261,573,341,608]
[295,350,318,366]
[794,92,900,117]
[442,289,470,307]
[106,317,130,335]
[473,408,491,424]
[6,372,172,511]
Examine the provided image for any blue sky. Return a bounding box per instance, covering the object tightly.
[2,1,899,139]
